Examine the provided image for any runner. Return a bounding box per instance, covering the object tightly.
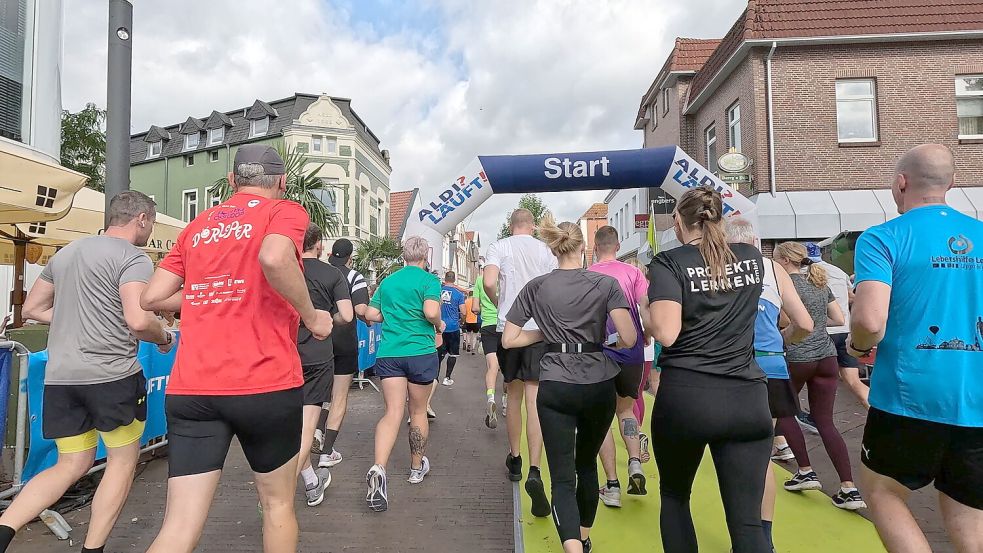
[728,218,814,549]
[773,242,866,510]
[473,272,503,429]
[316,238,370,469]
[140,145,333,552]
[438,271,466,386]
[296,223,353,506]
[0,192,173,553]
[647,187,772,553]
[503,216,636,553]
[849,144,983,552]
[484,208,557,517]
[363,236,443,512]
[589,226,651,506]
[463,290,480,354]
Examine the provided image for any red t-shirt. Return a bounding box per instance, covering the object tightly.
[160,193,309,395]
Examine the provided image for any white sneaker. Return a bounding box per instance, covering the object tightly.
[305,467,332,507]
[502,393,508,417]
[408,456,431,484]
[311,428,324,453]
[319,448,343,468]
[366,465,389,512]
[441,378,454,386]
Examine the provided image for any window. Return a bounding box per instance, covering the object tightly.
[184,132,199,151]
[705,124,718,174]
[296,142,309,153]
[836,79,878,142]
[182,190,198,222]
[662,89,670,116]
[184,154,194,167]
[209,150,219,163]
[250,117,269,137]
[208,189,222,207]
[208,127,224,145]
[326,137,338,155]
[728,103,742,152]
[146,140,162,159]
[313,135,322,153]
[649,104,657,129]
[956,75,983,139]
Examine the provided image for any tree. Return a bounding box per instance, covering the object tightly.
[60,103,106,192]
[353,235,403,283]
[210,141,342,235]
[498,193,552,238]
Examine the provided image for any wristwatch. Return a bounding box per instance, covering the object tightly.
[160,332,173,346]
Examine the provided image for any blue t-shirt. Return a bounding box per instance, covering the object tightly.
[754,259,789,379]
[440,284,466,333]
[855,205,983,427]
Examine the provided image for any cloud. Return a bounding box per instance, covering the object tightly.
[62,0,743,251]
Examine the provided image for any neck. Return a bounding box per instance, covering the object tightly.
[903,195,947,212]
[558,252,582,269]
[104,226,136,245]
[407,260,427,269]
[235,186,279,199]
[302,251,319,259]
[595,252,617,263]
[512,228,533,237]
[679,225,703,245]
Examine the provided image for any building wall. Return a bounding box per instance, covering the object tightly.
[605,188,648,259]
[643,81,687,149]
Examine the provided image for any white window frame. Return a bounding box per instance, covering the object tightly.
[209,150,219,163]
[649,104,657,129]
[705,124,718,174]
[326,137,338,155]
[250,117,269,138]
[835,78,878,143]
[208,127,224,145]
[183,132,199,151]
[184,154,194,167]
[956,75,983,139]
[208,189,222,207]
[662,88,670,116]
[146,140,162,159]
[727,102,742,152]
[182,189,199,222]
[312,135,322,153]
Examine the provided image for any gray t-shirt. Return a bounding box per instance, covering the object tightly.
[40,236,154,385]
[506,269,629,384]
[786,273,837,363]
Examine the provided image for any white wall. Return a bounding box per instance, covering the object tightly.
[605,187,648,258]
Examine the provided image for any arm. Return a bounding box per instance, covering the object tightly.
[610,307,638,349]
[482,265,500,306]
[364,306,384,323]
[259,234,331,339]
[849,280,891,353]
[648,300,682,347]
[121,282,170,346]
[354,303,368,320]
[423,299,443,329]
[334,299,354,325]
[839,366,870,409]
[638,296,653,345]
[22,279,55,324]
[827,298,845,327]
[774,263,813,344]
[502,321,545,349]
[459,301,467,320]
[141,269,185,313]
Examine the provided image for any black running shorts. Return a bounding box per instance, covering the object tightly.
[302,360,334,406]
[438,330,461,357]
[766,377,800,419]
[334,352,358,377]
[43,372,147,445]
[480,325,501,354]
[614,362,644,399]
[498,342,546,383]
[165,387,303,477]
[862,407,983,509]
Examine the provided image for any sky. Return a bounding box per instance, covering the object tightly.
[61,0,743,252]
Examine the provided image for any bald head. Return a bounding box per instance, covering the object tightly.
[510,208,535,234]
[896,144,955,190]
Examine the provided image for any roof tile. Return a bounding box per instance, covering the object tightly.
[389,189,417,238]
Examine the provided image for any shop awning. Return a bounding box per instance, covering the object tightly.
[0,138,88,224]
[753,189,895,239]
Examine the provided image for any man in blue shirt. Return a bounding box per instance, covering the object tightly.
[439,271,466,386]
[850,144,983,553]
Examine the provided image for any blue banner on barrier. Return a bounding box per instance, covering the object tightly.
[0,349,10,447]
[357,321,382,371]
[21,339,177,483]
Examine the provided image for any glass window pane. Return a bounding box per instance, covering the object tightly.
[836,80,873,98]
[956,76,983,95]
[957,98,983,117]
[837,99,876,140]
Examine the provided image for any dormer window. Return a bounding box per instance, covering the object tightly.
[184,133,199,151]
[250,117,269,137]
[208,127,224,145]
[147,140,162,159]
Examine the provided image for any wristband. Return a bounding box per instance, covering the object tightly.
[848,340,872,356]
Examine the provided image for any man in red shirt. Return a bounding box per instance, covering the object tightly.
[141,145,332,553]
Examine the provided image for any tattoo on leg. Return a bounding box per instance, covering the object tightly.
[622,417,640,438]
[409,426,427,456]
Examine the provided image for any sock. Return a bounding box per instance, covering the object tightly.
[0,525,15,552]
[301,466,318,487]
[322,429,339,452]
[798,469,812,476]
[628,457,641,465]
[82,547,105,553]
[761,519,773,548]
[446,356,458,379]
[841,486,858,493]
[606,479,620,488]
[486,388,495,402]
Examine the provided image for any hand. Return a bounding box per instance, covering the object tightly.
[435,331,444,348]
[306,309,334,340]
[644,334,652,347]
[157,329,176,355]
[439,321,447,333]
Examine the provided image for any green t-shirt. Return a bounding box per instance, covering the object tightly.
[473,275,498,327]
[370,265,442,358]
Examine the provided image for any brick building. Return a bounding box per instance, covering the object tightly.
[577,202,608,266]
[635,0,983,252]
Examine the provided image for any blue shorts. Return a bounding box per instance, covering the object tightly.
[375,353,439,385]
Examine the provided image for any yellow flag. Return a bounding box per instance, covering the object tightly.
[647,206,658,254]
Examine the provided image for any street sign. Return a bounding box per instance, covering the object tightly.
[634,214,649,229]
[721,174,752,183]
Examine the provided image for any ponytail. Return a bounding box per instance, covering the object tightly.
[805,261,828,288]
[538,213,584,257]
[775,241,827,288]
[676,188,737,290]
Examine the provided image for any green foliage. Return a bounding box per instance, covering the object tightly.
[60,103,106,192]
[498,193,552,239]
[210,141,342,235]
[353,235,403,281]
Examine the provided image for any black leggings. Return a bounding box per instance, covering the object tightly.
[537,378,617,543]
[652,370,773,553]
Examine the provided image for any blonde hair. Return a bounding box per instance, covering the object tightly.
[676,187,737,290]
[402,236,430,263]
[775,241,827,288]
[538,214,584,257]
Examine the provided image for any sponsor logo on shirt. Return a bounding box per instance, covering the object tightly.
[247,199,261,208]
[211,207,245,221]
[948,234,973,255]
[685,259,761,293]
[191,221,253,248]
[931,235,983,269]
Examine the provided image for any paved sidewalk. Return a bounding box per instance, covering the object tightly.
[12,352,513,552]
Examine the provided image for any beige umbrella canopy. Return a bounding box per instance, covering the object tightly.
[0,138,87,224]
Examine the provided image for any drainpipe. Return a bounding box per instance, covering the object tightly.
[765,41,778,196]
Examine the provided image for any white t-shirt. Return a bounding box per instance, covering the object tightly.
[819,260,851,334]
[485,234,557,332]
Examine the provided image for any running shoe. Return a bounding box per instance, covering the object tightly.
[832,488,867,510]
[784,470,822,491]
[796,412,819,434]
[525,470,551,518]
[599,484,622,508]
[407,456,431,484]
[627,458,647,495]
[305,467,332,507]
[366,465,389,512]
[502,393,508,417]
[427,406,437,419]
[311,428,324,454]
[582,537,593,553]
[441,377,455,386]
[639,433,651,463]
[506,453,523,482]
[318,448,343,468]
[485,401,498,429]
[771,444,795,461]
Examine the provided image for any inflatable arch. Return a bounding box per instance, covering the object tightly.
[403,146,758,273]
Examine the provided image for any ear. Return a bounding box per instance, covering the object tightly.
[227,172,236,189]
[279,174,288,192]
[894,173,906,193]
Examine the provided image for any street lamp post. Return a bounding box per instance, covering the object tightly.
[105,0,133,226]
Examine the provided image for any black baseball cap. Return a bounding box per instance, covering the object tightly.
[233,144,285,175]
[331,238,354,260]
